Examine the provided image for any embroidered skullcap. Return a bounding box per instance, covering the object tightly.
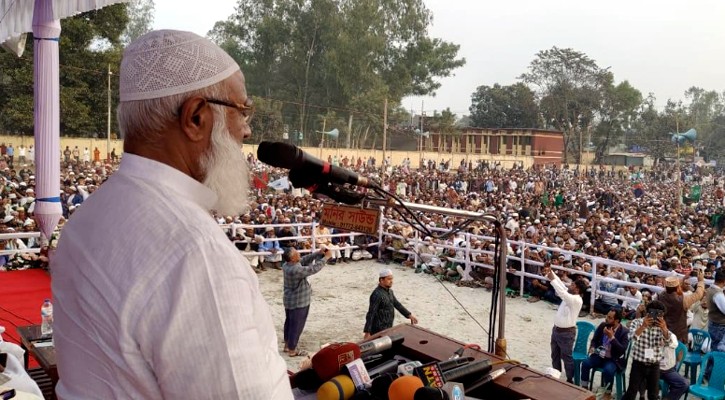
[120,30,240,102]
[665,276,680,288]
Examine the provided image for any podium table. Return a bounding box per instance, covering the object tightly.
[371,324,595,400]
[16,325,58,400]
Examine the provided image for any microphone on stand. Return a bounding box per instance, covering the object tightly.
[257,141,378,188]
[289,168,366,205]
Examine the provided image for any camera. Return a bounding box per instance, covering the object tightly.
[647,309,664,320]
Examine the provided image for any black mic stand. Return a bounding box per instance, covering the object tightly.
[362,197,509,358]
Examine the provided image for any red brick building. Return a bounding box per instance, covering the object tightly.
[426,128,564,165]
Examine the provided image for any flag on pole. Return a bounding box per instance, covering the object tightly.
[268,177,290,190]
[690,185,702,202]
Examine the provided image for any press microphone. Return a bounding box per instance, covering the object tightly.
[414,359,492,387]
[257,141,377,188]
[360,334,405,357]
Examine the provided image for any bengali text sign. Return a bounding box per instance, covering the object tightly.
[321,204,381,235]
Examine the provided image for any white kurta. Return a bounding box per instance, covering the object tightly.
[51,154,292,399]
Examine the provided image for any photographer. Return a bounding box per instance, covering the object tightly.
[622,300,669,400]
[281,246,331,356]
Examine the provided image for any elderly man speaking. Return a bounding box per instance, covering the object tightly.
[51,30,292,399]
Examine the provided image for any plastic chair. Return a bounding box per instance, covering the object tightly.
[685,351,725,400]
[573,320,596,385]
[589,342,632,400]
[660,341,688,398]
[684,328,711,384]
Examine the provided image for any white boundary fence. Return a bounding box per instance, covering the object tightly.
[376,216,712,312]
[7,213,705,312]
[218,213,707,312]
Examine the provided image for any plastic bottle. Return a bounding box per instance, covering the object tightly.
[40,299,53,336]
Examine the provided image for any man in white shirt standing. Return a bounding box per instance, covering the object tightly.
[659,330,689,400]
[52,30,292,399]
[547,269,587,383]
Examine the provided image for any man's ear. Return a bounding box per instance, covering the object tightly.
[179,97,214,142]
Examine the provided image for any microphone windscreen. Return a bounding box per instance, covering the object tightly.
[318,375,356,400]
[292,367,324,391]
[313,342,362,382]
[257,141,301,169]
[370,373,397,400]
[388,375,424,400]
[413,386,449,400]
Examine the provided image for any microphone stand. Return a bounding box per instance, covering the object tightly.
[362,197,509,358]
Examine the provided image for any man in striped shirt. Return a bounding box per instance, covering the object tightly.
[363,269,418,339]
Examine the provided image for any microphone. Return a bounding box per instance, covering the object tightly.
[290,169,366,205]
[312,342,362,382]
[413,359,492,388]
[257,141,377,188]
[360,334,405,357]
[413,386,449,400]
[389,375,425,400]
[317,374,356,400]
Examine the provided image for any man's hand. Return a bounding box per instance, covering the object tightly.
[698,269,705,283]
[546,269,556,281]
[657,316,669,335]
[409,314,419,325]
[604,325,614,339]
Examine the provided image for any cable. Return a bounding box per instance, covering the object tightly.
[0,304,35,325]
[0,0,18,25]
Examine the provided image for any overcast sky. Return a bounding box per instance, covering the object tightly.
[154,0,725,117]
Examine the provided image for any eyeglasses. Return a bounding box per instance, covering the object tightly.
[206,97,255,123]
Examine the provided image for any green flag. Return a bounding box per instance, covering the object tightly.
[691,185,702,202]
[541,192,549,206]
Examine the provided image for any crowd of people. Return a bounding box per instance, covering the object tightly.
[0,29,723,399]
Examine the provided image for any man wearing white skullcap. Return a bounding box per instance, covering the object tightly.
[363,269,418,339]
[51,30,292,399]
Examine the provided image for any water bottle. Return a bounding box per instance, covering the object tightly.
[40,299,53,336]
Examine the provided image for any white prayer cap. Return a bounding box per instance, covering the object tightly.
[379,268,393,278]
[120,30,240,102]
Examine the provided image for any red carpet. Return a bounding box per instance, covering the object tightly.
[0,269,51,368]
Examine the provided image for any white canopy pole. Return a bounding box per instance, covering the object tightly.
[32,0,62,241]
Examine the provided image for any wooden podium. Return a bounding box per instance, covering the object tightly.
[369,324,595,400]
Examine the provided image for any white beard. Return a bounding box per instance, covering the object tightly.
[200,111,250,216]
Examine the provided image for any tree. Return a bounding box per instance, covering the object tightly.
[519,47,606,163]
[0,4,129,137]
[685,87,723,156]
[123,0,155,45]
[468,83,539,128]
[208,0,465,147]
[592,73,643,162]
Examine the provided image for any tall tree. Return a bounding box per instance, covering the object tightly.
[0,4,129,137]
[519,47,606,163]
[593,73,643,161]
[123,0,155,45]
[208,0,465,147]
[468,83,539,128]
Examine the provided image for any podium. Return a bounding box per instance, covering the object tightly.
[365,324,595,400]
